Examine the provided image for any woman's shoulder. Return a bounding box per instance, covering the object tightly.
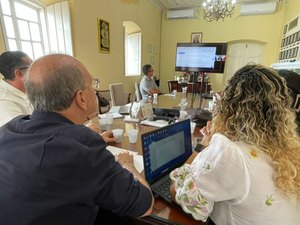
[202,133,260,163]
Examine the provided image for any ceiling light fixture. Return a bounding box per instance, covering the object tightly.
[202,0,236,22]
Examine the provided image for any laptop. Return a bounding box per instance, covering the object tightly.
[141,119,192,203]
[108,92,136,115]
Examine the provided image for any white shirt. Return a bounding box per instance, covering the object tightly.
[171,133,300,225]
[139,75,158,98]
[0,79,33,126]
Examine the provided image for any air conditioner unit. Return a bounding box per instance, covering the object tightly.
[167,9,196,19]
[240,1,277,16]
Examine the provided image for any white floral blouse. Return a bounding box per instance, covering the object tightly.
[170,133,300,225]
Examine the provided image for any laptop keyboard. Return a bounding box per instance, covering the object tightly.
[152,176,172,203]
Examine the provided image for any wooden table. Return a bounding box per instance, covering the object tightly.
[106,94,207,225]
[168,80,211,94]
[154,92,209,110]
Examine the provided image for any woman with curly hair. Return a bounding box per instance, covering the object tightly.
[170,65,300,225]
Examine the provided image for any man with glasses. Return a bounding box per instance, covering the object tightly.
[140,64,160,99]
[0,51,33,126]
[0,54,154,225]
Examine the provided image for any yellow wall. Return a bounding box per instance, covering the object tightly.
[0,0,162,94]
[159,3,293,93]
[70,0,162,94]
[1,0,300,94]
[283,0,300,22]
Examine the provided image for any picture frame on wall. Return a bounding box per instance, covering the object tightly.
[97,18,110,53]
[191,32,203,43]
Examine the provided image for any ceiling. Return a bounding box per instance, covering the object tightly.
[151,0,277,10]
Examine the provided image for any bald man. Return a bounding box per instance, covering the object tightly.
[0,51,33,126]
[0,54,153,225]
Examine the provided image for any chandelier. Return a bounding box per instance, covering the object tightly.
[202,0,236,22]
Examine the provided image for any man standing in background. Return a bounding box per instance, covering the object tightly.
[0,51,33,126]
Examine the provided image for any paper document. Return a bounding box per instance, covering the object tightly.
[106,145,138,156]
[140,119,169,128]
[106,145,144,173]
[99,113,123,119]
[123,115,139,123]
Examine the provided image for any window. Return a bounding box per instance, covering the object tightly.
[123,21,141,76]
[0,0,72,59]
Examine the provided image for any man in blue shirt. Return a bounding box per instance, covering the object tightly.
[0,54,153,225]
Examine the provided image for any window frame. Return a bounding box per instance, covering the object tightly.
[0,0,47,59]
[0,0,73,59]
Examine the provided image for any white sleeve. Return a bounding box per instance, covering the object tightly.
[191,133,250,204]
[170,164,214,221]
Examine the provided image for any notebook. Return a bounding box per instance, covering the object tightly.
[141,119,192,203]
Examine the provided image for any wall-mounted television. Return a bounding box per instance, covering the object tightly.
[175,42,228,73]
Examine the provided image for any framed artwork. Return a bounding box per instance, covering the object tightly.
[191,32,203,43]
[97,18,110,53]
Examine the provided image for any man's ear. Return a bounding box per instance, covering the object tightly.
[15,69,23,79]
[73,90,88,110]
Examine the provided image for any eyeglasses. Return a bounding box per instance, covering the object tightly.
[18,66,30,70]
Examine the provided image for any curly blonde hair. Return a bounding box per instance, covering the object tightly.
[211,64,300,199]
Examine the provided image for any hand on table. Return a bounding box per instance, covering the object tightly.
[115,152,134,168]
[101,130,116,143]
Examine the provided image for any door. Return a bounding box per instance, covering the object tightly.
[224,42,264,83]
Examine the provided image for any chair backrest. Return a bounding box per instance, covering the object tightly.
[168,80,178,93]
[96,90,111,114]
[135,82,142,101]
[109,83,129,106]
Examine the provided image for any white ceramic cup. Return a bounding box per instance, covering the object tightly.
[112,129,124,143]
[128,129,138,144]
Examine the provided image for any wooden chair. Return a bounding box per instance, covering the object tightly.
[168,80,179,93]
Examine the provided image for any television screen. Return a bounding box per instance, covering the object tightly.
[175,42,228,73]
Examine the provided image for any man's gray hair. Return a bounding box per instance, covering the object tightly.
[25,66,86,112]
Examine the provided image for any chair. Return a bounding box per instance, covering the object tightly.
[168,80,178,93]
[134,82,142,101]
[109,83,131,106]
[96,90,111,114]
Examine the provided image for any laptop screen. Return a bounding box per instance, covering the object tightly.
[141,119,192,184]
